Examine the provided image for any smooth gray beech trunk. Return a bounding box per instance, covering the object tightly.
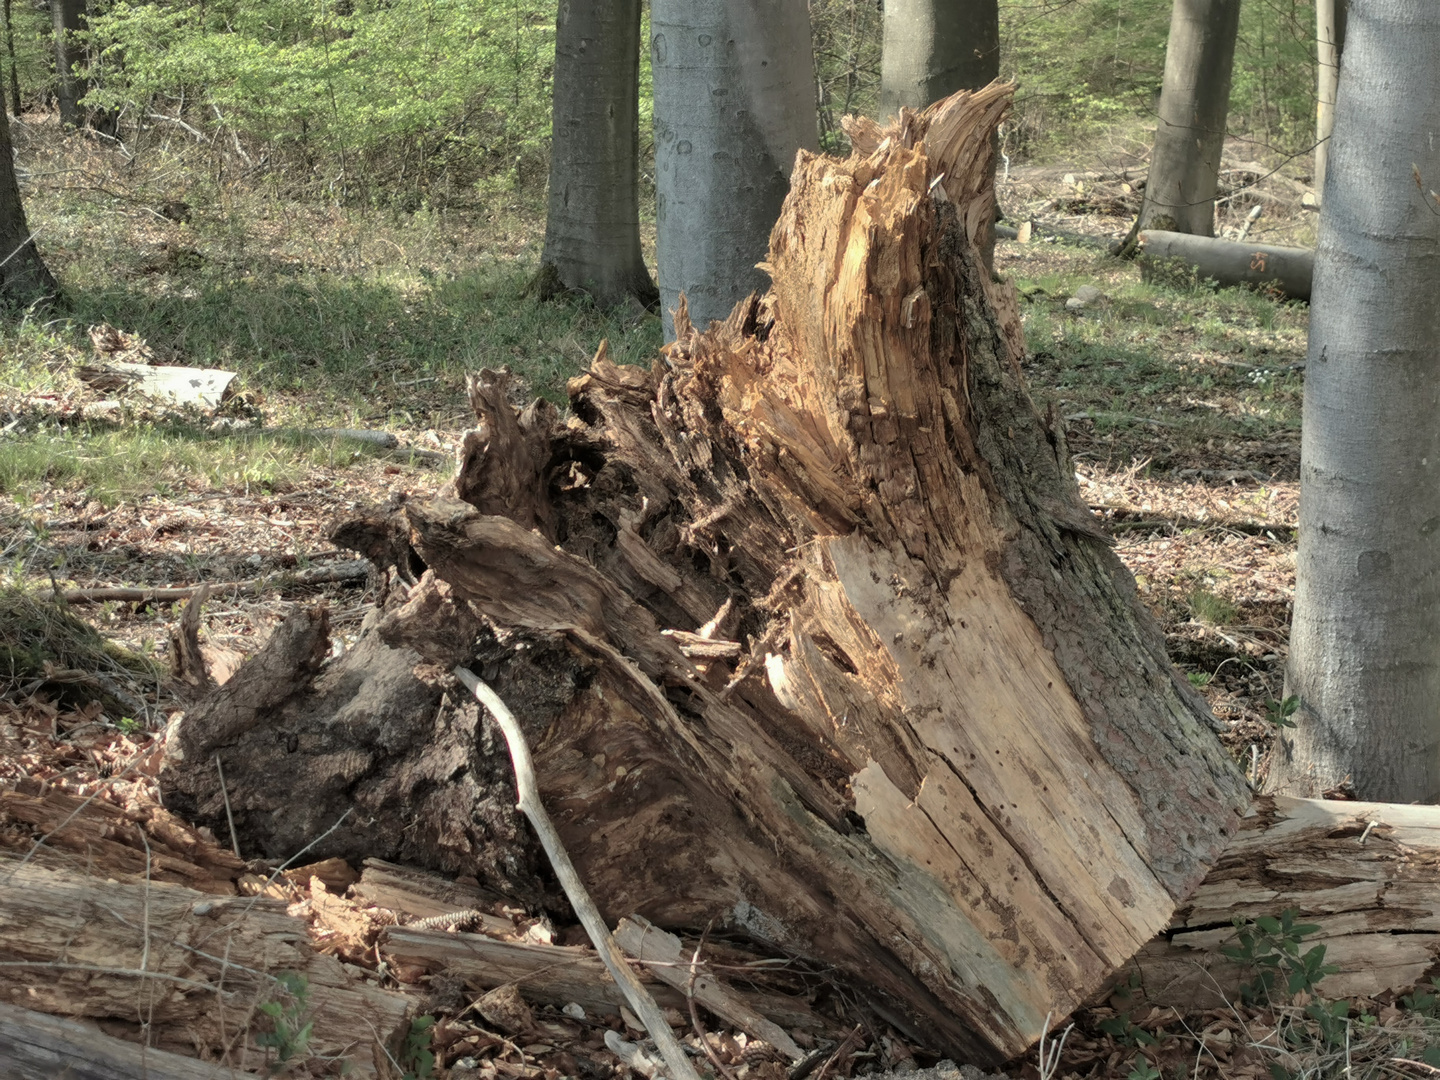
[52,0,83,127]
[1137,0,1240,235]
[539,0,656,309]
[1313,0,1348,206]
[0,99,57,305]
[878,0,999,120]
[651,0,817,339]
[1270,0,1440,802]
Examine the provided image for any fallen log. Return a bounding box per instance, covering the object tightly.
[0,858,411,1075]
[1127,794,1440,1009]
[0,1001,240,1080]
[1139,230,1314,300]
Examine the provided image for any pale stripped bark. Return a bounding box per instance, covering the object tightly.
[1272,0,1440,803]
[539,0,657,309]
[1138,0,1241,235]
[650,0,817,338]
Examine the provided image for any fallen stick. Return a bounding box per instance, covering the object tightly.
[453,665,703,1080]
[51,560,370,604]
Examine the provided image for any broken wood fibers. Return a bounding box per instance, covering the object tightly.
[357,82,1252,1063]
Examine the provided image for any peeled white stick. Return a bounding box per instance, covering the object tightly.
[454,665,702,1080]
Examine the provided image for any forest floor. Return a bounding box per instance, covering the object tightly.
[0,121,1368,1078]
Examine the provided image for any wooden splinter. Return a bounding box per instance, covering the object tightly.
[453,665,704,1080]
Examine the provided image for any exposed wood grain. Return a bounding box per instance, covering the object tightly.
[0,858,410,1074]
[0,1001,245,1079]
[1129,795,1440,1008]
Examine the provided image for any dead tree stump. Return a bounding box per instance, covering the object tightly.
[166,83,1251,1063]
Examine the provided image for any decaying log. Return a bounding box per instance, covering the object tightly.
[0,1001,241,1080]
[1127,795,1440,1009]
[1139,230,1314,300]
[0,858,411,1075]
[380,924,828,1037]
[318,82,1251,1063]
[159,607,550,907]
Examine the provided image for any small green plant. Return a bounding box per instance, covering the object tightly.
[1188,587,1238,627]
[1265,695,1301,729]
[399,1015,437,1080]
[1222,909,1338,1006]
[256,972,315,1073]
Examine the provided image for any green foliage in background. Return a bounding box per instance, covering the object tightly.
[82,0,554,205]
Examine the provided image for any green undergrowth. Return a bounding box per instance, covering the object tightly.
[0,421,435,506]
[1005,242,1308,466]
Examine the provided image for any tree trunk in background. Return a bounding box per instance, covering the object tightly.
[51,0,82,127]
[0,101,57,306]
[1137,0,1240,235]
[878,0,999,119]
[1313,0,1348,205]
[324,85,1250,1063]
[1271,0,1440,803]
[878,0,1000,265]
[651,0,817,339]
[538,0,657,310]
[4,0,21,117]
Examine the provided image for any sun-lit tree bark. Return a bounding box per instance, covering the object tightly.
[0,98,57,306]
[650,0,817,339]
[1137,0,1240,235]
[1271,0,1440,802]
[537,0,657,310]
[878,0,998,120]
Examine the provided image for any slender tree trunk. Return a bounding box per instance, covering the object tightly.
[651,0,817,339]
[878,0,1000,265]
[0,98,57,306]
[878,0,999,119]
[1313,0,1348,205]
[51,0,82,128]
[538,0,657,310]
[1271,0,1440,803]
[4,0,20,117]
[1137,0,1240,235]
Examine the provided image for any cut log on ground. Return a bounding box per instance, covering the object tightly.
[252,81,1247,1064]
[1127,795,1440,1010]
[1139,230,1314,300]
[0,858,411,1075]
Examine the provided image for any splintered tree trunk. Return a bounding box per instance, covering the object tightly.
[1138,0,1240,235]
[323,83,1250,1062]
[538,0,657,309]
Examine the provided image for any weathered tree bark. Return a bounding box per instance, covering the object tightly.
[1127,794,1440,1009]
[537,0,657,310]
[650,0,817,338]
[1137,0,1241,236]
[1272,0,1440,803]
[319,83,1251,1063]
[3,0,21,118]
[0,97,57,307]
[1313,0,1348,205]
[1139,230,1313,301]
[878,0,1001,266]
[51,0,82,127]
[879,0,999,119]
[0,859,411,1075]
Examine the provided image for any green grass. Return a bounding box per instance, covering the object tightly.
[0,422,436,506]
